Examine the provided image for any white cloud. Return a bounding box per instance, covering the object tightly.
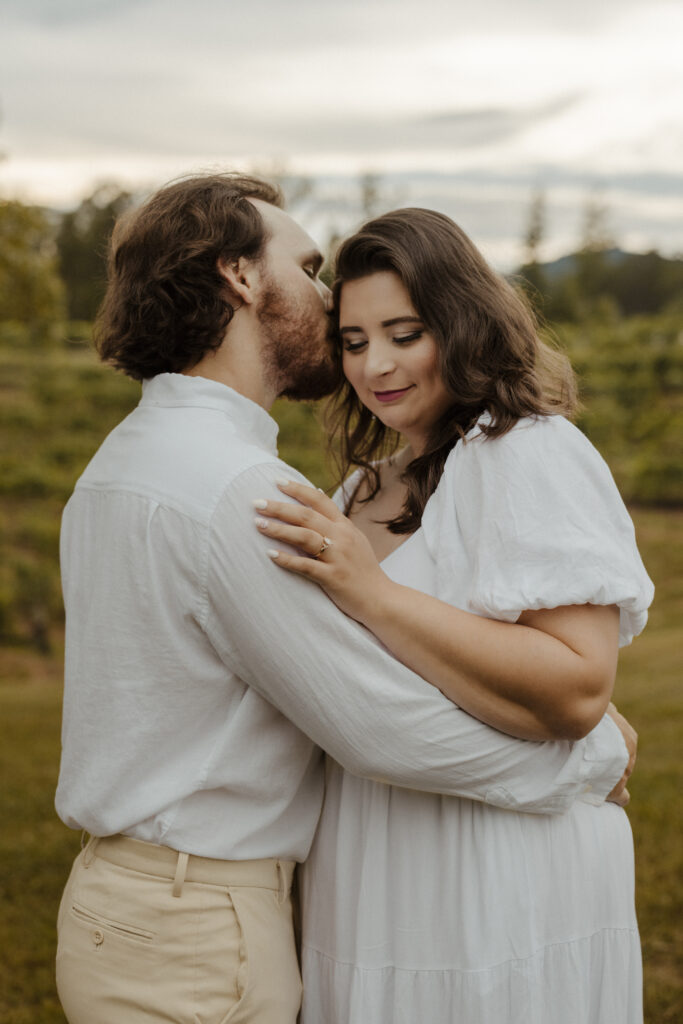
[0,0,681,261]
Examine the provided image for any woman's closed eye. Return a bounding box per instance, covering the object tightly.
[342,337,367,353]
[343,331,423,353]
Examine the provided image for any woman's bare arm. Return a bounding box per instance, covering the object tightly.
[356,586,619,741]
[254,480,619,742]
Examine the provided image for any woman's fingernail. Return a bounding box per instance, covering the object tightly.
[253,499,268,509]
[276,477,292,487]
[267,549,280,559]
[255,517,268,529]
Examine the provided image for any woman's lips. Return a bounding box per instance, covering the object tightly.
[373,386,413,403]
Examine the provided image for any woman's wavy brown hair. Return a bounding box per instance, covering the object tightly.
[329,207,577,533]
[94,173,282,380]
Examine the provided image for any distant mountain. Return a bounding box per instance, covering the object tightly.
[518,248,683,318]
[538,248,634,280]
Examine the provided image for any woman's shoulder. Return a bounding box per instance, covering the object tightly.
[451,413,604,482]
[332,467,365,511]
[427,411,620,540]
[463,412,589,454]
[424,412,653,641]
[333,452,408,511]
[333,461,386,510]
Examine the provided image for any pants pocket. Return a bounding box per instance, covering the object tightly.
[214,889,249,1024]
[219,886,302,1024]
[56,852,300,1024]
[69,900,155,945]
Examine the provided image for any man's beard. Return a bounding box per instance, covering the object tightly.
[256,280,340,401]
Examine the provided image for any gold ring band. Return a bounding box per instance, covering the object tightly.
[314,536,332,558]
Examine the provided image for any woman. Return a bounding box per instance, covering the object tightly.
[254,209,654,1023]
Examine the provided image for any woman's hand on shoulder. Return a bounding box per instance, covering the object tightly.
[253,479,392,622]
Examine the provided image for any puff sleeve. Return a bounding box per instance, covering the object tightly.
[421,415,654,646]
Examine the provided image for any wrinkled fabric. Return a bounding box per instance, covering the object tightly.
[421,414,653,644]
[57,382,627,861]
[301,417,650,1023]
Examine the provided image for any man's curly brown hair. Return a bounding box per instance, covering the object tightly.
[94,173,282,381]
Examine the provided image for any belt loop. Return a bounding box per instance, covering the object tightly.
[172,851,189,898]
[277,860,286,905]
[82,835,100,868]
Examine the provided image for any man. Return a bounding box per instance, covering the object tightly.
[55,174,633,1023]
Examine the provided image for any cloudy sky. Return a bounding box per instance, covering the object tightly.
[1,0,681,267]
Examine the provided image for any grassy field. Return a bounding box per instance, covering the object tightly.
[0,506,681,1022]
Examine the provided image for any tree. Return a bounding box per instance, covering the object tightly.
[519,188,548,307]
[580,192,614,253]
[574,192,615,310]
[524,188,546,265]
[56,184,132,321]
[359,172,382,220]
[0,199,65,327]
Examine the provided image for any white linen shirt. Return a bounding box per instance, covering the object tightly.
[56,373,628,861]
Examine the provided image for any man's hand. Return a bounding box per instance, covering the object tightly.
[605,702,637,807]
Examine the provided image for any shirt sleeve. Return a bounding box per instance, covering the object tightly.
[421,415,654,646]
[200,459,628,814]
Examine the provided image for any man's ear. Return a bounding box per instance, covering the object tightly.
[216,256,260,307]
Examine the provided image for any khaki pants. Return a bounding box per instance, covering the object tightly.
[56,835,302,1024]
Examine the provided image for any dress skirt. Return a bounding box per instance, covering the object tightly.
[300,760,641,1024]
[299,525,643,1024]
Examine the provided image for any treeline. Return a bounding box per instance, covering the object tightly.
[0,186,132,328]
[517,190,683,322]
[2,185,683,327]
[519,249,683,323]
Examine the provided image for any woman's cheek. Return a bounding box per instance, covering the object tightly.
[342,354,359,389]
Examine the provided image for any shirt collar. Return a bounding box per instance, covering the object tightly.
[140,373,279,455]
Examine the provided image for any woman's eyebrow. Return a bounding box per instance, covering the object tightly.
[340,316,423,335]
[381,316,423,327]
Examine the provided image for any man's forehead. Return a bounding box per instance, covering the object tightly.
[250,198,317,254]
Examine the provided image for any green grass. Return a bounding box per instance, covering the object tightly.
[0,509,681,1022]
[0,674,79,1024]
[609,509,683,1023]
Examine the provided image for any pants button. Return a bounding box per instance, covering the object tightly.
[93,929,104,947]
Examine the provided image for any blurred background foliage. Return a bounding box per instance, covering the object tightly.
[1,181,681,650]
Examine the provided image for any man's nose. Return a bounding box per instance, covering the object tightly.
[319,280,332,311]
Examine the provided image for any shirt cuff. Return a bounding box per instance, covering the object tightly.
[577,714,629,806]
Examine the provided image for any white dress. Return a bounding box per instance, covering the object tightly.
[300,415,654,1024]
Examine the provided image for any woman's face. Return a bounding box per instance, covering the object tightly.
[339,271,453,453]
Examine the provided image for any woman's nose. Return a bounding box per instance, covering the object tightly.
[365,343,395,377]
